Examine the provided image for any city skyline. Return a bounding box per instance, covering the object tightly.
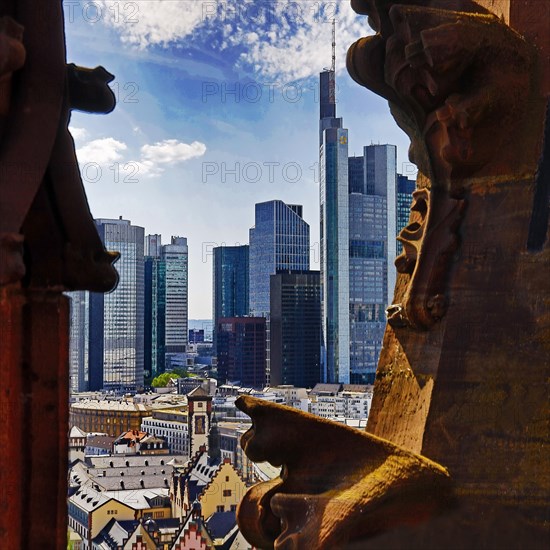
[64,1,417,319]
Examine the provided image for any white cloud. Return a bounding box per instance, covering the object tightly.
[95,1,373,81]
[76,137,127,165]
[140,139,207,165]
[69,126,89,142]
[97,0,212,48]
[75,135,206,178]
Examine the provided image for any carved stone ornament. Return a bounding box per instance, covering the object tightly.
[236,396,451,549]
[0,0,119,291]
[347,0,538,330]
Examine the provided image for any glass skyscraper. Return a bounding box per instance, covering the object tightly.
[269,270,321,388]
[89,218,145,391]
[397,174,416,254]
[319,66,350,384]
[249,200,310,317]
[68,290,89,393]
[144,235,188,376]
[212,245,249,351]
[348,145,397,383]
[216,317,267,388]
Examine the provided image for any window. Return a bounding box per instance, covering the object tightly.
[223,489,232,497]
[216,505,225,512]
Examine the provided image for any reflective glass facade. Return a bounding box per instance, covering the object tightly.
[68,290,89,393]
[163,237,189,370]
[319,68,350,384]
[144,235,188,376]
[249,201,310,317]
[90,218,145,391]
[348,146,397,383]
[270,270,321,388]
[216,317,266,388]
[213,245,249,351]
[397,174,416,254]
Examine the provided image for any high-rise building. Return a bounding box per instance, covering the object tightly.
[396,174,416,253]
[348,145,397,383]
[144,235,189,377]
[249,201,310,317]
[249,200,310,384]
[68,290,89,393]
[216,317,266,388]
[163,237,189,370]
[269,270,321,388]
[89,218,145,391]
[319,62,350,384]
[212,245,249,350]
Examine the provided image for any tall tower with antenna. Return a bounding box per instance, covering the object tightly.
[319,19,351,384]
[331,18,336,73]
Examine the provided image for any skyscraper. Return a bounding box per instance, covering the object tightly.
[89,218,145,391]
[348,145,397,383]
[319,58,350,384]
[144,235,189,377]
[216,317,267,388]
[212,245,249,351]
[249,200,310,317]
[163,237,189,370]
[396,174,416,254]
[270,270,321,388]
[68,290,89,393]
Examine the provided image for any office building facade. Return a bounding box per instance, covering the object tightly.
[89,218,145,391]
[319,66,350,384]
[68,290,89,393]
[145,235,189,377]
[348,145,397,383]
[216,317,266,388]
[269,271,321,388]
[396,174,416,254]
[212,245,249,350]
[249,201,310,317]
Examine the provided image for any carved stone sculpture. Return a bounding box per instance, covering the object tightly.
[236,1,550,548]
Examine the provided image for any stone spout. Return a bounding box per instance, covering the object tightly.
[235,396,452,549]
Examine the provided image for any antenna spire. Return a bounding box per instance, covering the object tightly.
[331,19,336,72]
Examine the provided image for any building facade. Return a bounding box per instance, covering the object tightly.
[68,290,89,393]
[141,409,189,456]
[212,245,249,351]
[216,317,267,388]
[348,145,397,383]
[319,67,350,384]
[89,218,145,391]
[144,235,189,377]
[396,173,416,253]
[269,271,321,388]
[249,201,310,318]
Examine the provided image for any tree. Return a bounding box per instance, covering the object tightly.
[151,371,181,388]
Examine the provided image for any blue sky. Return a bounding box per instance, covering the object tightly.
[64,0,416,318]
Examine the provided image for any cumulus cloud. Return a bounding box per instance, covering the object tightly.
[141,139,207,165]
[95,1,372,81]
[69,126,89,142]
[76,137,127,165]
[135,139,206,178]
[97,0,211,48]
